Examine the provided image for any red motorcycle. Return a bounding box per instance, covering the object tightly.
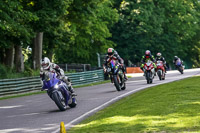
[143,60,155,84]
[156,61,165,80]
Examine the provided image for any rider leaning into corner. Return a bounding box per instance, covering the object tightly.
[155,52,167,73]
[40,57,77,96]
[140,50,157,76]
[173,56,184,68]
[103,48,128,81]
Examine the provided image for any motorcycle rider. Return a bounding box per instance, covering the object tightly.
[40,57,76,96]
[173,56,183,68]
[155,52,167,73]
[140,50,157,76]
[103,48,128,81]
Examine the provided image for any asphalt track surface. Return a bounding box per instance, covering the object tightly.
[0,68,200,133]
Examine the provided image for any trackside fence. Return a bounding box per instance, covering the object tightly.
[0,69,104,97]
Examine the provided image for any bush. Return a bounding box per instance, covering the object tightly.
[24,65,34,76]
[0,64,8,78]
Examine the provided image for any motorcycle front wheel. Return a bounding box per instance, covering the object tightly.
[113,75,121,91]
[52,92,67,111]
[157,70,162,80]
[146,71,152,84]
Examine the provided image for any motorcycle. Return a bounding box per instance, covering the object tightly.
[156,61,165,80]
[42,72,77,111]
[175,59,184,74]
[106,59,126,91]
[143,60,155,84]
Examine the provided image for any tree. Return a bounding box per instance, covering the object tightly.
[21,0,72,69]
[55,0,119,66]
[110,0,200,68]
[0,0,37,72]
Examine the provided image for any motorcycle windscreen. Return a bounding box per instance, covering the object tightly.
[110,60,115,68]
[42,72,60,89]
[110,60,119,74]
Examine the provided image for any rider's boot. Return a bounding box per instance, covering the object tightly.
[62,76,77,96]
[68,86,77,96]
[124,73,128,81]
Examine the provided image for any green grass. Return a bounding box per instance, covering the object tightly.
[127,75,132,78]
[74,80,110,88]
[69,76,200,133]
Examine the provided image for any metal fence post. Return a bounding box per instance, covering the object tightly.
[65,64,68,71]
[83,64,86,71]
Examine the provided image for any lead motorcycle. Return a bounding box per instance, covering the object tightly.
[156,60,165,80]
[42,72,77,111]
[106,59,126,91]
[175,59,184,74]
[143,60,155,84]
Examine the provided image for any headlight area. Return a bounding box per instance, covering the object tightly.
[54,82,63,89]
[54,83,59,89]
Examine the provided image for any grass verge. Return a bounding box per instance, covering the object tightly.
[0,80,110,100]
[68,76,200,133]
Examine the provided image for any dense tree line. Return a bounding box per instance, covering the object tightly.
[111,0,200,68]
[0,0,199,74]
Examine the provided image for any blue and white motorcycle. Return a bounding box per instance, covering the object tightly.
[42,72,77,111]
[175,59,184,74]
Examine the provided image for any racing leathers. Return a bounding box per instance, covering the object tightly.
[173,58,183,68]
[155,56,167,73]
[40,63,76,96]
[103,50,128,81]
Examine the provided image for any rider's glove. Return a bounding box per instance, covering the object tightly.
[104,68,107,73]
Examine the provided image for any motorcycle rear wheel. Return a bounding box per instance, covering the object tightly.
[68,97,77,108]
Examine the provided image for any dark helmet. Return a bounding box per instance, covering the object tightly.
[107,48,114,56]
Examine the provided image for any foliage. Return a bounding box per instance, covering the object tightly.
[0,0,37,48]
[0,0,200,73]
[54,0,119,66]
[0,64,39,79]
[111,0,200,68]
[0,64,8,78]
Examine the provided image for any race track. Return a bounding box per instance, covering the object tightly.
[0,68,200,133]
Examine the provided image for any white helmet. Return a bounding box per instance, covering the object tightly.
[41,57,50,70]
